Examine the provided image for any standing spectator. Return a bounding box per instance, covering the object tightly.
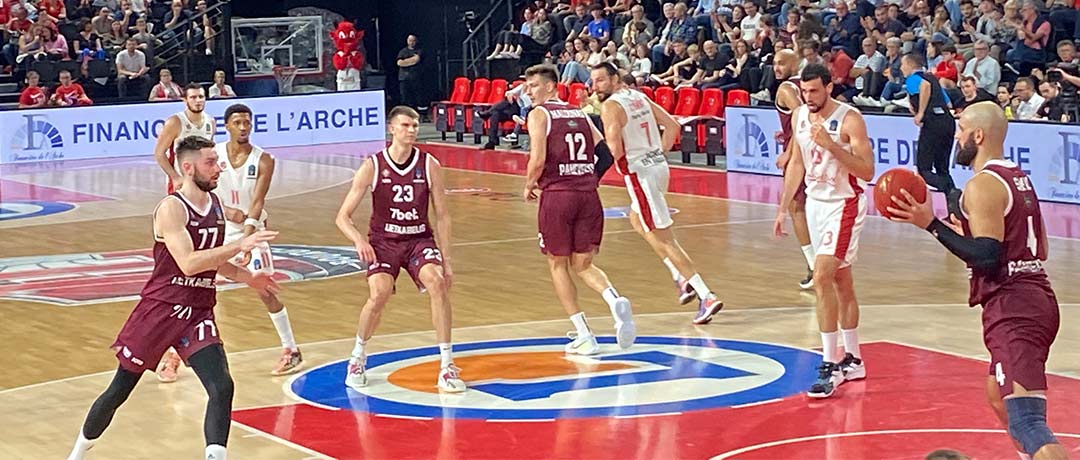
[396,34,422,110]
[51,69,93,105]
[1005,1,1050,74]
[1012,77,1045,120]
[208,69,235,98]
[963,40,1000,91]
[115,38,148,98]
[584,5,611,43]
[91,7,112,35]
[148,67,182,101]
[18,70,48,108]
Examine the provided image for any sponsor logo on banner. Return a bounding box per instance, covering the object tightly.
[1,91,386,164]
[725,106,1080,204]
[0,245,366,306]
[289,336,819,419]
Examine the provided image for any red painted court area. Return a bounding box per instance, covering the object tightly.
[233,342,1080,459]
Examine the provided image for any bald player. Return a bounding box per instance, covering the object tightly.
[888,103,1067,460]
[773,48,816,290]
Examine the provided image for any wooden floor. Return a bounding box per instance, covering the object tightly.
[1,142,1078,459]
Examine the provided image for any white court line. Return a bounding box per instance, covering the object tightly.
[231,419,334,459]
[486,418,555,423]
[731,397,784,409]
[375,413,433,421]
[614,411,683,419]
[709,428,1080,459]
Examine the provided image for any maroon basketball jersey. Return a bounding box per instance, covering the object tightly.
[537,100,598,192]
[776,77,802,146]
[369,148,433,241]
[140,192,226,309]
[958,160,1052,307]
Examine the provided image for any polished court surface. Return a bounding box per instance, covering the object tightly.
[1,140,1079,459]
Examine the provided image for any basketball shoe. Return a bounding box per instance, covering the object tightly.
[345,358,368,389]
[676,277,697,305]
[565,332,600,355]
[692,294,724,325]
[799,269,814,290]
[839,353,866,381]
[438,364,466,392]
[156,349,181,383]
[611,296,636,349]
[271,348,304,376]
[807,361,844,398]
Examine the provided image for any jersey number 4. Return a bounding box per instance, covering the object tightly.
[564,132,589,161]
[392,184,414,203]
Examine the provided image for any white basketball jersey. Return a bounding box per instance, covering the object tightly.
[793,101,866,201]
[173,111,215,150]
[610,88,664,166]
[214,142,268,236]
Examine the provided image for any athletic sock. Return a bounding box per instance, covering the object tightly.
[206,444,227,460]
[821,331,839,364]
[268,308,297,350]
[438,343,453,368]
[841,328,860,358]
[67,432,95,460]
[662,257,681,281]
[687,274,711,297]
[351,336,366,361]
[570,312,591,337]
[801,245,815,269]
[601,287,620,307]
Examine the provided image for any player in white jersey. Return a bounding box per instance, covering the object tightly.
[590,63,725,325]
[214,103,303,376]
[154,83,216,194]
[774,64,875,399]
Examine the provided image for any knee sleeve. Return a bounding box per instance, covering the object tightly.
[1005,396,1059,455]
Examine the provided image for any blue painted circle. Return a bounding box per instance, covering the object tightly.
[290,336,821,420]
[0,200,75,221]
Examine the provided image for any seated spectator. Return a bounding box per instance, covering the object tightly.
[619,19,653,56]
[933,44,965,87]
[740,0,763,43]
[2,5,33,72]
[564,3,590,42]
[692,40,728,88]
[193,0,214,54]
[71,0,94,21]
[131,17,161,56]
[149,67,182,101]
[778,8,800,50]
[653,2,694,72]
[714,6,745,46]
[954,75,995,113]
[963,40,1000,92]
[113,0,138,32]
[162,0,200,49]
[41,26,69,60]
[1036,80,1066,122]
[1054,39,1079,66]
[14,23,46,69]
[629,43,652,84]
[862,5,906,44]
[37,0,67,22]
[91,6,113,36]
[856,37,905,106]
[997,83,1016,118]
[601,40,630,69]
[18,70,48,108]
[583,5,610,43]
[208,69,235,98]
[73,17,106,76]
[560,37,603,83]
[116,38,149,97]
[842,37,885,101]
[825,45,855,96]
[651,42,698,86]
[1005,0,1050,74]
[103,19,128,54]
[51,69,93,105]
[130,0,146,16]
[1012,77,1045,120]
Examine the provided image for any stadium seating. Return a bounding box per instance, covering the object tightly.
[471,79,509,143]
[653,86,676,113]
[567,82,588,107]
[639,86,654,101]
[434,77,471,140]
[454,78,491,141]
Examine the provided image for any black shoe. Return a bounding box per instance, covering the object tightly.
[807,361,842,398]
[477,109,493,120]
[946,189,963,219]
[799,268,814,290]
[481,142,497,150]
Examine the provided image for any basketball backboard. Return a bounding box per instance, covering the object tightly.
[232,16,324,76]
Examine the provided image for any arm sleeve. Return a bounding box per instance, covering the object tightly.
[926,219,1002,270]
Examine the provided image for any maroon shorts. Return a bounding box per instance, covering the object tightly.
[368,236,443,292]
[112,299,222,373]
[982,286,1060,397]
[537,189,603,257]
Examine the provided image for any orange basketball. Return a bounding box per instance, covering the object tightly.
[874,168,928,219]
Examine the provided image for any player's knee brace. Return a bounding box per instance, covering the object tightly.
[1005,396,1058,455]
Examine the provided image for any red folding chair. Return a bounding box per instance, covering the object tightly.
[567,82,588,107]
[726,89,750,107]
[639,86,655,100]
[434,77,471,140]
[557,82,569,101]
[653,86,676,113]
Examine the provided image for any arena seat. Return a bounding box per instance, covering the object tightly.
[672,87,701,118]
[653,86,676,113]
[557,82,569,101]
[639,86,654,100]
[455,78,491,139]
[679,88,725,165]
[434,77,471,140]
[567,82,588,107]
[726,89,750,107]
[471,79,509,144]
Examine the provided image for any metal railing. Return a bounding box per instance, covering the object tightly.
[459,0,514,79]
[152,1,232,84]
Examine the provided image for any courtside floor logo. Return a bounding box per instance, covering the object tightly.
[0,245,366,306]
[0,200,75,221]
[289,336,819,419]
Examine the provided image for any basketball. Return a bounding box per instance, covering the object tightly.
[874,168,928,218]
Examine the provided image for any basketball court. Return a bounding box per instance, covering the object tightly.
[2,139,1079,459]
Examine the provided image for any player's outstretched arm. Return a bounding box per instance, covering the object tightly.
[217,262,280,295]
[245,153,276,236]
[524,108,549,201]
[335,158,376,261]
[600,100,627,165]
[153,116,181,183]
[428,157,452,268]
[828,112,875,181]
[648,98,681,154]
[156,198,277,275]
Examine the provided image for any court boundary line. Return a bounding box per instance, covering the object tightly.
[709,428,1080,459]
[231,419,334,459]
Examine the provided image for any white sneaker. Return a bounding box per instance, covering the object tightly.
[345,358,368,389]
[839,353,866,381]
[611,297,636,349]
[438,364,466,392]
[501,133,518,143]
[564,332,600,355]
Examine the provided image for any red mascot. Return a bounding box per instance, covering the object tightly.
[331,21,365,91]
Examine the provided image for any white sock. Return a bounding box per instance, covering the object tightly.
[438,343,452,368]
[841,328,860,358]
[801,245,815,269]
[1018,453,1033,460]
[269,308,297,350]
[687,274,711,297]
[569,312,591,337]
[662,257,680,281]
[67,432,95,460]
[351,336,366,361]
[821,331,839,363]
[206,444,227,460]
[601,287,620,307]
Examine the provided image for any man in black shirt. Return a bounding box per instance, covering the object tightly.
[1036,80,1067,122]
[902,53,962,217]
[957,75,995,112]
[694,40,729,88]
[396,34,422,110]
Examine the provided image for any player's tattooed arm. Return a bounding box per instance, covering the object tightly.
[156,197,277,275]
[153,116,182,184]
[336,158,377,262]
[245,153,276,236]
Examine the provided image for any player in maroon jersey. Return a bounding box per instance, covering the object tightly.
[888,102,1067,460]
[335,106,464,393]
[67,136,279,460]
[773,49,816,290]
[522,64,635,355]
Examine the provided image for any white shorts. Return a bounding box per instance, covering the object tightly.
[805,194,867,269]
[622,159,673,232]
[225,221,274,274]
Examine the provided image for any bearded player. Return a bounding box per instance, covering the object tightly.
[591,63,725,325]
[67,136,279,460]
[214,103,303,376]
[154,83,216,194]
[774,64,875,399]
[773,49,816,289]
[888,102,1068,460]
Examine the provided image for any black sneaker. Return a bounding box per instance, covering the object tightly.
[838,352,866,381]
[807,361,842,398]
[799,268,814,290]
[946,189,963,219]
[481,142,497,150]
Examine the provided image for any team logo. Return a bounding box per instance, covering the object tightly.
[0,245,366,306]
[0,200,75,221]
[382,169,390,177]
[828,119,839,131]
[1047,133,1080,201]
[7,114,64,162]
[289,336,819,420]
[603,206,679,219]
[247,164,257,177]
[737,114,771,159]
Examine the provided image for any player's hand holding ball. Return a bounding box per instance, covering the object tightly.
[240,230,278,252]
[887,189,934,228]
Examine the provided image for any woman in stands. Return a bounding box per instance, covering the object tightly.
[630,43,652,85]
[74,17,106,77]
[148,68,183,102]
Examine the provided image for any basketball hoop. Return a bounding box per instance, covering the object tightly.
[272,65,298,95]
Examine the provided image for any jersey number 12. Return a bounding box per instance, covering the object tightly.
[564,132,588,161]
